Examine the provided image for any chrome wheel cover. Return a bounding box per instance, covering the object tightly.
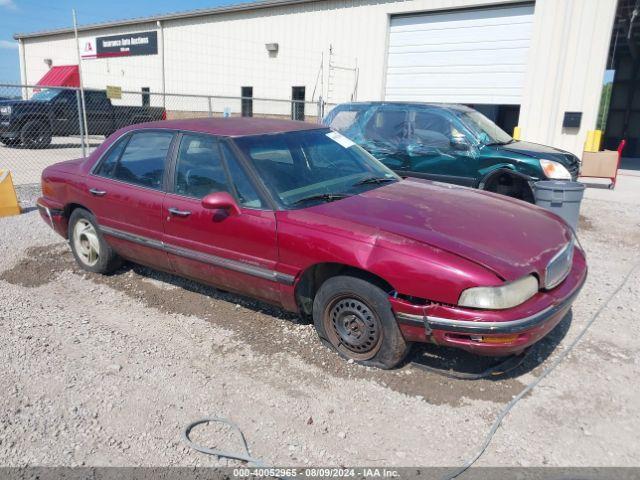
[73,219,100,267]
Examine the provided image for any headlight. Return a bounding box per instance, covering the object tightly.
[540,159,571,180]
[458,275,539,310]
[0,106,11,115]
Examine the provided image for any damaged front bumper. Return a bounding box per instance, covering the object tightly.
[392,250,588,356]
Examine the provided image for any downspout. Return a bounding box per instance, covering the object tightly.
[157,20,166,109]
[18,38,27,99]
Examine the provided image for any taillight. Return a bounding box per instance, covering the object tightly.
[161,110,167,121]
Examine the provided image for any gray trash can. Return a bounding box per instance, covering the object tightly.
[534,180,585,230]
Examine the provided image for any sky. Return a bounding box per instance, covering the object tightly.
[0,0,239,84]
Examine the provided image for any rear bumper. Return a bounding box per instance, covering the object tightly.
[393,250,587,356]
[36,197,67,237]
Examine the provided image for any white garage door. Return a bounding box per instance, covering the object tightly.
[385,4,534,105]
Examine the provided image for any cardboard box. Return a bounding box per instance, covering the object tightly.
[580,150,619,178]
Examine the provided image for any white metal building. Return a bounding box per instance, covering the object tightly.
[14,0,619,157]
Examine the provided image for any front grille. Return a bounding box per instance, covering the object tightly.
[565,154,580,179]
[545,241,574,289]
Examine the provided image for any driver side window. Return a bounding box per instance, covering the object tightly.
[410,110,455,151]
[363,109,409,143]
[174,134,230,199]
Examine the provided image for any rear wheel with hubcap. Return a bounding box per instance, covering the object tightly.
[313,275,410,369]
[68,209,122,274]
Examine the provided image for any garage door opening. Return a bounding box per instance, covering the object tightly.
[384,4,534,134]
[601,0,640,162]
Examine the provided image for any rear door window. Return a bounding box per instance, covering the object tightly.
[94,135,129,177]
[97,131,173,190]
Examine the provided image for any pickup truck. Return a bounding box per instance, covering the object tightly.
[0,88,166,148]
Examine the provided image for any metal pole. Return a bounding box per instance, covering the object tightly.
[18,38,28,100]
[208,97,213,118]
[157,20,166,109]
[75,90,86,157]
[73,9,90,156]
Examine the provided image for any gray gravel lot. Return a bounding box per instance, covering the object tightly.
[0,175,639,469]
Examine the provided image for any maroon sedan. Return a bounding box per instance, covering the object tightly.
[37,118,587,369]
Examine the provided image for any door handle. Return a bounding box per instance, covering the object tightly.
[168,207,191,217]
[89,188,107,197]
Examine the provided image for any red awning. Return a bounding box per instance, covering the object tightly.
[36,65,80,88]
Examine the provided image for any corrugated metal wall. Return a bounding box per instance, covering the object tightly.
[17,0,618,155]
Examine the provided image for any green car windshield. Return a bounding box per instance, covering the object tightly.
[233,128,399,208]
[456,109,513,146]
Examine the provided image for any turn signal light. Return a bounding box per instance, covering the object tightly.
[471,334,520,344]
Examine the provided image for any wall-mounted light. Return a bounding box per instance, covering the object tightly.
[265,43,279,57]
[44,58,52,68]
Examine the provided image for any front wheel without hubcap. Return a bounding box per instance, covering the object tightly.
[313,275,410,369]
[325,296,383,360]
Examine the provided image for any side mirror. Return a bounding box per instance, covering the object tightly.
[201,191,241,216]
[450,137,470,151]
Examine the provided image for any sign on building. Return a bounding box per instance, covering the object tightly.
[106,85,122,99]
[81,31,158,59]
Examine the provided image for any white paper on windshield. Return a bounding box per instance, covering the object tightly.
[326,131,355,149]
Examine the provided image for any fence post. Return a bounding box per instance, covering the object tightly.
[76,90,86,158]
[208,97,213,118]
[317,96,325,124]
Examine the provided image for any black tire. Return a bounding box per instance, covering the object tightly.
[313,275,410,369]
[482,172,535,203]
[0,137,21,147]
[20,120,52,148]
[68,208,122,274]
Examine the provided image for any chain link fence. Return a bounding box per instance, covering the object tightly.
[0,83,328,188]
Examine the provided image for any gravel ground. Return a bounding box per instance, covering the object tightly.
[0,175,639,469]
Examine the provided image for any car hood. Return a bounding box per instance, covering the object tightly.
[495,140,579,167]
[294,179,572,281]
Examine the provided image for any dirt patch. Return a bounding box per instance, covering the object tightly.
[0,243,69,287]
[578,214,595,232]
[1,243,528,406]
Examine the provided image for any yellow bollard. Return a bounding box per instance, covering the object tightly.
[513,126,521,141]
[584,130,603,152]
[0,169,21,217]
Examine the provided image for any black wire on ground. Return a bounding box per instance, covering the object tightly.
[182,259,639,479]
[442,258,640,480]
[411,349,529,380]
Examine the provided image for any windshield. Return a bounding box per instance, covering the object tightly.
[233,129,399,208]
[456,109,512,146]
[31,89,62,102]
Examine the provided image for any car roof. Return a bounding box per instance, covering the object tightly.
[129,117,325,137]
[335,101,473,112]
